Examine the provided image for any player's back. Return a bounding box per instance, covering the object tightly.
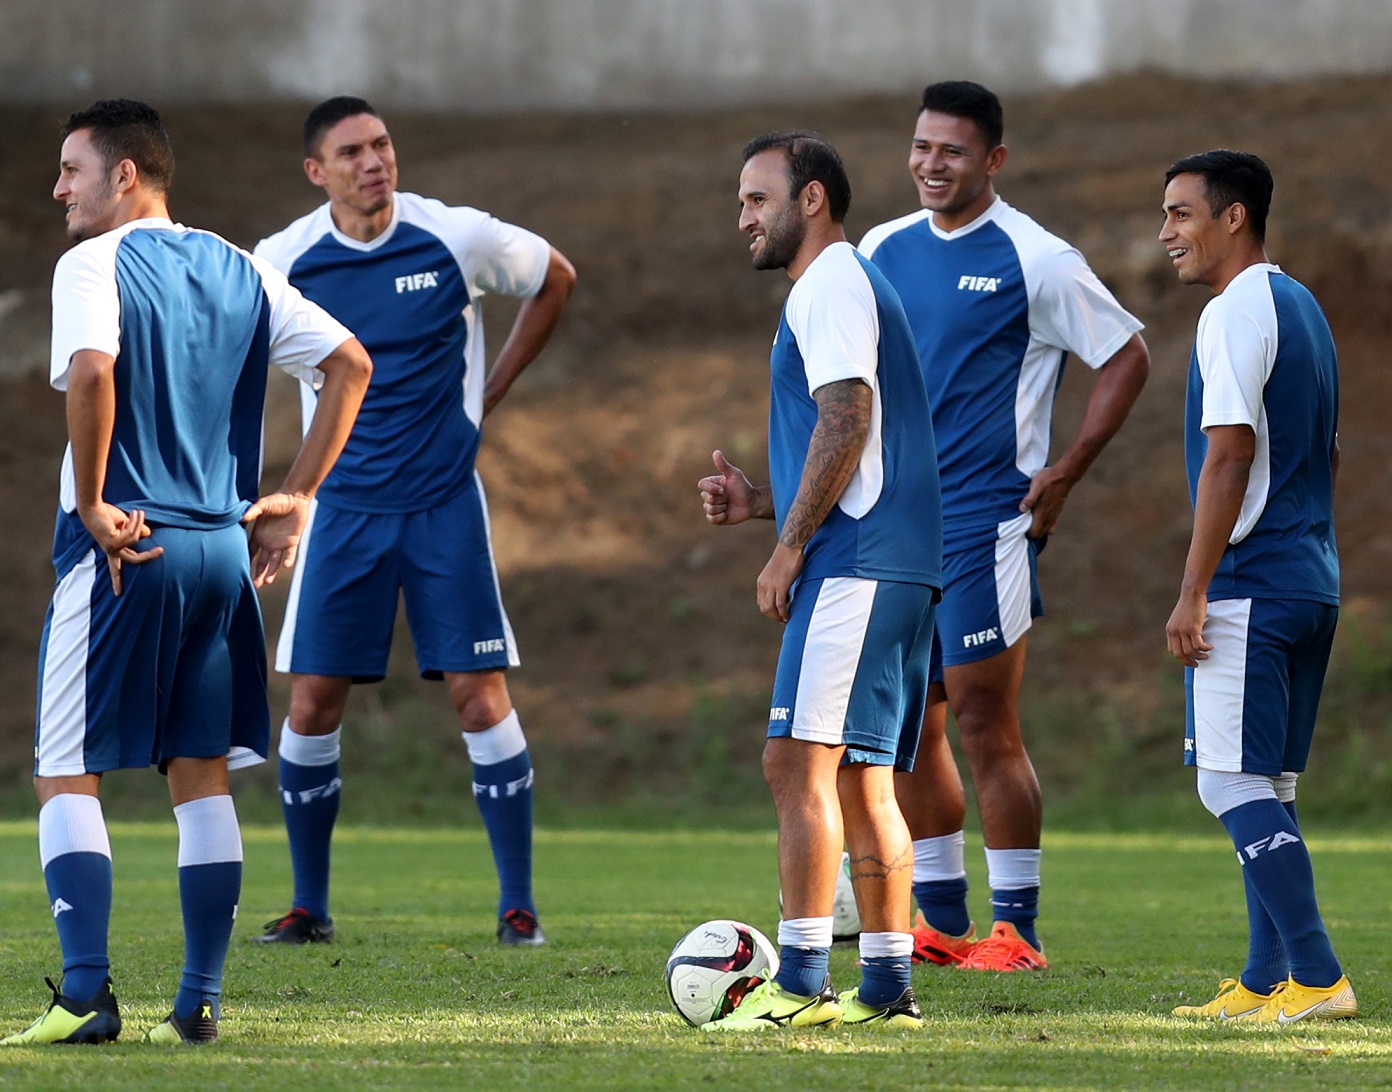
[1187,264,1339,604]
[51,221,275,575]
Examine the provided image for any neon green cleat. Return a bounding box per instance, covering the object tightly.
[146,998,219,1045]
[837,986,924,1028]
[1172,977,1273,1020]
[700,977,842,1031]
[0,977,121,1045]
[1249,975,1357,1024]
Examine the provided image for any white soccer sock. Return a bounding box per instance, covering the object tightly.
[858,931,913,961]
[463,710,527,766]
[39,793,111,868]
[985,848,1041,891]
[174,795,243,867]
[777,916,834,949]
[278,721,342,767]
[913,831,967,883]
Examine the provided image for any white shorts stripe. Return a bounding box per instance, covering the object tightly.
[791,577,877,745]
[1191,597,1253,772]
[274,496,318,674]
[36,551,98,778]
[475,470,521,669]
[994,512,1034,649]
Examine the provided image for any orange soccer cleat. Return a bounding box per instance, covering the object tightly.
[959,921,1048,972]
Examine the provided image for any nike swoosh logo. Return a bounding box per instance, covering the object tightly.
[1218,1007,1263,1021]
[1276,1001,1329,1024]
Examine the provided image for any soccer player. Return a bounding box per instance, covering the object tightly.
[251,97,576,947]
[698,132,941,1029]
[3,99,370,1046]
[1161,150,1356,1023]
[859,81,1149,970]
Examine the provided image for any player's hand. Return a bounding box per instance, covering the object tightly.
[243,491,311,587]
[1166,589,1212,667]
[1020,465,1074,538]
[699,450,759,526]
[79,502,163,597]
[757,543,804,623]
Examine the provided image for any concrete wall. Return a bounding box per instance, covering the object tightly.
[5,0,1392,111]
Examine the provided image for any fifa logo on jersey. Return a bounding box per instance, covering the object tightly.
[963,627,1000,648]
[769,706,791,722]
[474,638,506,655]
[958,275,1001,292]
[395,271,440,293]
[1237,831,1302,864]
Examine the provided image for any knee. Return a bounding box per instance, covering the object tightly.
[1196,768,1277,819]
[289,678,350,734]
[954,701,1021,762]
[451,674,513,733]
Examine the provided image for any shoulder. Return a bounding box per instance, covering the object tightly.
[794,243,875,305]
[394,192,493,246]
[990,202,1083,274]
[858,210,931,258]
[254,204,333,270]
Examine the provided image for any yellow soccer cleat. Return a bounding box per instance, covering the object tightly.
[0,977,121,1045]
[837,986,924,1029]
[701,977,842,1031]
[1172,977,1273,1020]
[1250,975,1357,1024]
[145,998,219,1045]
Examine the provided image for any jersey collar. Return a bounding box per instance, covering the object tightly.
[324,194,402,253]
[927,195,1005,241]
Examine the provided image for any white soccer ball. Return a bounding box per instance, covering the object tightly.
[665,919,779,1026]
[777,851,861,941]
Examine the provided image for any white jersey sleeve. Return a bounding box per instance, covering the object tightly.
[248,253,354,387]
[50,243,121,391]
[786,247,880,395]
[397,194,551,299]
[1195,293,1275,432]
[1027,245,1142,370]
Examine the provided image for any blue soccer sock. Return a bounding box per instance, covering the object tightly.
[278,722,341,921]
[912,831,971,936]
[1240,865,1287,994]
[775,917,833,997]
[39,794,113,1001]
[857,932,913,1007]
[986,848,1042,950]
[1219,798,1341,989]
[173,795,243,1020]
[464,711,535,918]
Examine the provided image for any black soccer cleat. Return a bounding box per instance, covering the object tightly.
[250,907,335,944]
[1,976,122,1045]
[145,999,218,1045]
[497,908,546,947]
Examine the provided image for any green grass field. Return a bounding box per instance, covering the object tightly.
[0,821,1389,1089]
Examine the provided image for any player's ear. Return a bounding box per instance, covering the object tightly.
[303,156,327,189]
[801,179,826,218]
[113,157,140,196]
[1224,201,1248,236]
[985,142,1008,178]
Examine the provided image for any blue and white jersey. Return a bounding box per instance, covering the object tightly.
[1185,263,1339,605]
[860,198,1142,550]
[49,217,351,581]
[255,192,551,513]
[768,241,941,589]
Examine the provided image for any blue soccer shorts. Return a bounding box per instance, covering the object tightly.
[767,575,937,770]
[34,523,270,777]
[276,471,518,682]
[932,512,1044,681]
[1184,596,1338,776]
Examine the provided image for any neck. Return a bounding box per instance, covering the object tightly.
[788,222,848,280]
[108,192,170,230]
[930,186,996,233]
[329,196,394,243]
[1209,241,1271,294]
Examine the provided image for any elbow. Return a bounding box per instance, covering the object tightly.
[547,249,577,300]
[343,338,374,388]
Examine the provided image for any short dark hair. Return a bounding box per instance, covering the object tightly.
[1165,149,1274,244]
[61,99,174,194]
[920,81,1004,149]
[304,96,381,158]
[741,131,851,223]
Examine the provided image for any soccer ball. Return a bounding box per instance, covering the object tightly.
[778,851,861,940]
[665,919,779,1026]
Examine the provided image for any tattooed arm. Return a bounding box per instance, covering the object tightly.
[757,378,872,622]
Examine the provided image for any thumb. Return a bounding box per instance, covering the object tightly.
[712,449,735,476]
